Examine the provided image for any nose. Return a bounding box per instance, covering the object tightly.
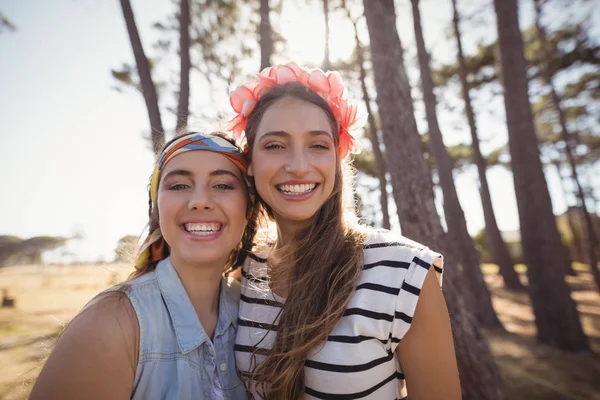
[285,146,309,175]
[188,185,214,211]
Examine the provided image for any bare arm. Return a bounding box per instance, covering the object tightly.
[30,291,139,400]
[396,260,461,400]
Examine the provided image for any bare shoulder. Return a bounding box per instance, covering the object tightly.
[70,289,139,345]
[30,289,139,399]
[396,267,461,399]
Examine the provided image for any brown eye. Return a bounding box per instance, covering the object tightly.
[214,183,234,190]
[265,143,284,150]
[168,183,189,190]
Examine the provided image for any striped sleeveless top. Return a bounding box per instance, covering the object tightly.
[235,229,443,399]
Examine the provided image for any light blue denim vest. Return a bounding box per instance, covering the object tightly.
[121,257,247,399]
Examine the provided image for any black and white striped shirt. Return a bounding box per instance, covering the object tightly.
[235,229,443,399]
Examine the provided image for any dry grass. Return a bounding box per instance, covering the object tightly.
[0,263,599,399]
[0,264,130,400]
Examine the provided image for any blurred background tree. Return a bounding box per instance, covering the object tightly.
[0,236,68,267]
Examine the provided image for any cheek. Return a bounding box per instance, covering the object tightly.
[249,159,276,191]
[157,195,179,230]
[224,195,249,229]
[318,155,338,183]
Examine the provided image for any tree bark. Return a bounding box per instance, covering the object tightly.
[533,0,599,291]
[119,0,164,155]
[259,0,273,71]
[363,1,505,398]
[410,0,503,328]
[493,0,588,351]
[345,11,390,229]
[176,0,191,132]
[451,0,523,291]
[322,0,331,70]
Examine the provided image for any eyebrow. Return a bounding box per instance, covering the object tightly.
[209,169,242,181]
[259,130,333,140]
[161,169,192,182]
[161,168,241,182]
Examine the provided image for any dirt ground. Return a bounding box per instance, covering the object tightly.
[0,263,599,400]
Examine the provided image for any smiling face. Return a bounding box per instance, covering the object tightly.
[249,96,337,232]
[157,151,248,270]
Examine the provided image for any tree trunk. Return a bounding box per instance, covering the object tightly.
[493,0,588,351]
[346,12,390,229]
[363,1,505,398]
[410,0,503,328]
[451,0,523,291]
[259,0,273,71]
[176,0,191,132]
[119,0,164,155]
[533,0,600,291]
[322,0,331,70]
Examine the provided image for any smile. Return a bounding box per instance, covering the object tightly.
[276,183,317,195]
[183,222,223,236]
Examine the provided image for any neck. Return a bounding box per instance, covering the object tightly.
[170,254,225,339]
[269,218,312,298]
[274,217,311,250]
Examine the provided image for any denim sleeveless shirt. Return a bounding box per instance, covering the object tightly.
[121,257,247,399]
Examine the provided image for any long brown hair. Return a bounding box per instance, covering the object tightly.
[244,83,366,398]
[130,131,260,280]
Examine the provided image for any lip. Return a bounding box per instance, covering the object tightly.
[179,218,224,241]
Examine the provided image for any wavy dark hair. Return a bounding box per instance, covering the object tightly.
[243,83,366,399]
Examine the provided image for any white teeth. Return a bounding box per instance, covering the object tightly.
[277,183,316,195]
[184,223,222,235]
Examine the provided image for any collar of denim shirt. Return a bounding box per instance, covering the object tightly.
[155,257,237,353]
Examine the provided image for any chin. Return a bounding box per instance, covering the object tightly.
[177,248,228,268]
[281,212,319,226]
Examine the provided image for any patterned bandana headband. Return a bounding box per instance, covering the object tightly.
[135,132,251,269]
[226,62,363,159]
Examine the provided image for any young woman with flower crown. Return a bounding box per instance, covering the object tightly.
[30,132,253,399]
[227,63,461,400]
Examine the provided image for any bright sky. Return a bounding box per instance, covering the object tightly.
[0,0,590,263]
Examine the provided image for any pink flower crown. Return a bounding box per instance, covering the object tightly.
[226,62,362,158]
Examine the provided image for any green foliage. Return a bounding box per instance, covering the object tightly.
[486,144,509,167]
[419,133,504,172]
[352,150,376,177]
[436,10,599,177]
[532,69,599,166]
[434,21,600,90]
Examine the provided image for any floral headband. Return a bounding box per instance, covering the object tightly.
[226,62,362,159]
[135,132,252,269]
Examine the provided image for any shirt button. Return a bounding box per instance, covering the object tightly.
[220,362,228,372]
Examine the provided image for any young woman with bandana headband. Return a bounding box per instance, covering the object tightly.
[227,64,461,400]
[31,132,255,400]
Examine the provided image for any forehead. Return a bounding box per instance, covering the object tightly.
[161,150,242,177]
[257,96,333,137]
